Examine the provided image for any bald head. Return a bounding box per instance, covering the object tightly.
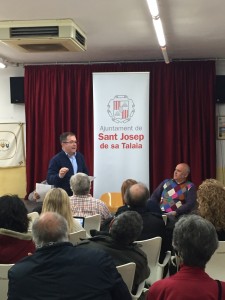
[32,212,69,248]
[174,163,190,183]
[125,183,150,207]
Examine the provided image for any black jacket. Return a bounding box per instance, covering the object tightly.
[47,151,88,196]
[8,242,131,300]
[78,236,150,293]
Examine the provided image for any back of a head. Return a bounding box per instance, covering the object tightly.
[32,212,69,248]
[42,188,74,232]
[125,183,150,208]
[173,214,218,268]
[197,178,225,231]
[43,188,70,214]
[121,179,138,203]
[110,211,143,245]
[0,194,29,232]
[70,173,91,195]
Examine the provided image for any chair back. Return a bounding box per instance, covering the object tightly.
[116,262,136,292]
[100,192,123,213]
[27,211,39,231]
[0,263,14,300]
[162,214,167,225]
[84,214,101,236]
[69,230,86,245]
[137,237,171,285]
[205,241,225,280]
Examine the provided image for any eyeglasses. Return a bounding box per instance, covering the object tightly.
[63,141,78,145]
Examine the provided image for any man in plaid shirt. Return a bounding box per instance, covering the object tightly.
[70,173,112,224]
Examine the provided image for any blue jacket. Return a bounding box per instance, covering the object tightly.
[8,242,131,300]
[47,151,88,195]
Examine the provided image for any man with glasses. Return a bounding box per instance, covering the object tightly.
[47,132,88,196]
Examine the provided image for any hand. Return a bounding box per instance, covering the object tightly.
[167,211,177,216]
[59,167,69,178]
[33,191,40,201]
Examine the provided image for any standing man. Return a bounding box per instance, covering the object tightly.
[148,163,196,217]
[47,132,88,196]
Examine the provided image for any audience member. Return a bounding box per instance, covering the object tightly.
[0,195,35,263]
[79,211,150,294]
[42,188,84,233]
[8,212,131,300]
[147,214,225,300]
[116,183,169,262]
[149,163,196,217]
[121,179,137,204]
[70,173,112,223]
[197,178,225,240]
[28,180,48,201]
[47,132,88,196]
[100,178,137,232]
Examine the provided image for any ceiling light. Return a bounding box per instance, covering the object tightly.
[153,17,166,47]
[0,58,6,68]
[146,0,159,17]
[161,47,170,64]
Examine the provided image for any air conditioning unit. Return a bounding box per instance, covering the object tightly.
[0,19,87,52]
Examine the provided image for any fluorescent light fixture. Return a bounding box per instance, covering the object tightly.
[161,47,170,64]
[153,17,166,47]
[146,0,159,17]
[0,58,6,68]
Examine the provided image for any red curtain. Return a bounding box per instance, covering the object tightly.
[24,61,216,197]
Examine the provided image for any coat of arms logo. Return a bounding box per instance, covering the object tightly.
[107,95,135,123]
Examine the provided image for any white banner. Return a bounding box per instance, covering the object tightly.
[93,72,150,198]
[0,123,25,168]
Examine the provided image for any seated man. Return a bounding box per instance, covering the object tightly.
[147,214,225,300]
[148,163,196,217]
[116,183,169,261]
[70,173,112,224]
[8,212,131,300]
[79,211,150,294]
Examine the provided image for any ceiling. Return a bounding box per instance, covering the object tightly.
[0,0,225,65]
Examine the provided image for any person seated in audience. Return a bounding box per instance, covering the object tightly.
[42,188,84,233]
[100,178,137,232]
[197,178,225,240]
[28,180,48,201]
[79,211,150,294]
[121,178,137,204]
[7,212,131,300]
[115,180,143,217]
[147,214,225,300]
[149,163,196,217]
[70,173,112,224]
[116,183,169,262]
[0,194,35,263]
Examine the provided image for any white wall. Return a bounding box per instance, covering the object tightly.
[0,66,25,122]
[0,65,26,197]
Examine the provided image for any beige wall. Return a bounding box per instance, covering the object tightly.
[0,167,26,198]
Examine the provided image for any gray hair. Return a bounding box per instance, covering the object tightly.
[125,183,150,207]
[173,214,218,268]
[32,212,69,248]
[70,173,91,195]
[110,211,143,245]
